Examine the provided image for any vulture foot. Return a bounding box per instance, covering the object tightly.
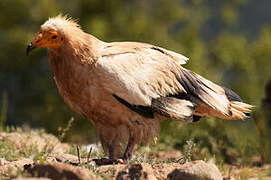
[92,158,124,166]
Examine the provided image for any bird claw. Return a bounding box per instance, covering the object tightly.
[92,158,125,166]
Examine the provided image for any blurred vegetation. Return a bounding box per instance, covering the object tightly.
[0,91,8,131]
[0,0,271,165]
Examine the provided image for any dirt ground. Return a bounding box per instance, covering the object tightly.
[0,131,270,180]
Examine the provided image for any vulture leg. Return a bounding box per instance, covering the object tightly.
[122,135,135,161]
[109,139,115,159]
[93,136,120,166]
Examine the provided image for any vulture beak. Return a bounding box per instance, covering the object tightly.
[26,42,36,56]
[26,32,43,56]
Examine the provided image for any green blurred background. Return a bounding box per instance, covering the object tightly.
[1,0,271,165]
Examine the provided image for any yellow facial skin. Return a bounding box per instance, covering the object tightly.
[26,29,63,55]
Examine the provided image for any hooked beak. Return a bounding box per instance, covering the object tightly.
[26,42,36,56]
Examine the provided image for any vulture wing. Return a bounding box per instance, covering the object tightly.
[96,42,232,120]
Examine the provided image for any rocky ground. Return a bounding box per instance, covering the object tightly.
[0,130,270,180]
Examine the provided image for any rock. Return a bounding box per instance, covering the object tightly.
[0,158,7,165]
[97,164,125,177]
[152,163,183,179]
[97,160,222,180]
[115,163,156,180]
[150,150,182,160]
[25,162,101,180]
[167,160,222,180]
[0,158,33,178]
[13,178,51,180]
[97,163,157,180]
[54,153,80,164]
[0,132,70,154]
[0,132,224,180]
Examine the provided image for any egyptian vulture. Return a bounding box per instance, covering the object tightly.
[27,16,253,163]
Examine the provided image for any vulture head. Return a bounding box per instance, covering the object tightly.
[26,16,80,55]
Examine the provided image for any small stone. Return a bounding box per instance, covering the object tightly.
[25,162,101,180]
[0,158,6,165]
[167,160,222,180]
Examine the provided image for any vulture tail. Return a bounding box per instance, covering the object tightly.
[193,86,254,120]
[226,101,253,120]
[219,87,254,120]
[203,100,254,120]
[178,68,253,120]
[151,97,195,122]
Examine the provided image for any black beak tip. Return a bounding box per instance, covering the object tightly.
[26,43,35,56]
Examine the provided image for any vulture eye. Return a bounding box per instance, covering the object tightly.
[51,35,57,39]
